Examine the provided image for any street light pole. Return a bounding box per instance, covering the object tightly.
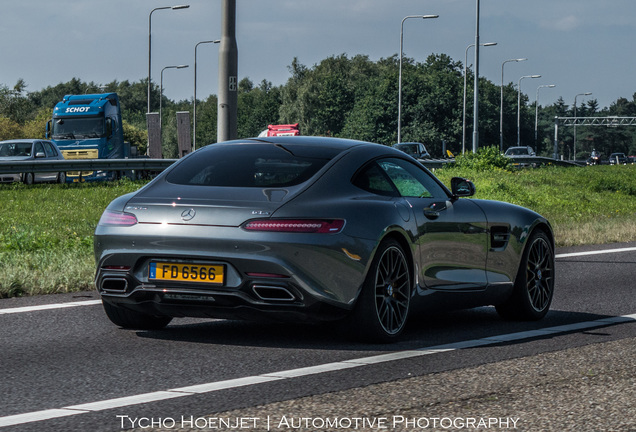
[573,92,592,161]
[517,74,541,146]
[472,0,479,153]
[194,40,220,151]
[500,58,527,152]
[398,14,438,144]
[147,5,190,114]
[160,65,189,131]
[534,84,556,148]
[463,42,496,154]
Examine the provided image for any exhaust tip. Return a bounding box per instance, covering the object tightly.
[252,285,296,302]
[101,277,128,293]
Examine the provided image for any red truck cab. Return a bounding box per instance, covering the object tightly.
[258,123,300,137]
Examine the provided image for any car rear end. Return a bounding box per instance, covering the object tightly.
[94,139,369,323]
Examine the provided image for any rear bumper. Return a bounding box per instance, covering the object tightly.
[97,272,349,323]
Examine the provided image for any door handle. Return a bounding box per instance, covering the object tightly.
[423,202,447,220]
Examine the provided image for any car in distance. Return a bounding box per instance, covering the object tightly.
[504,146,537,168]
[392,142,431,159]
[609,152,628,165]
[94,136,555,342]
[504,146,536,157]
[0,139,66,184]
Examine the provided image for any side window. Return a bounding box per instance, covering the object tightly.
[352,163,399,197]
[377,158,447,198]
[44,143,56,157]
[34,142,45,157]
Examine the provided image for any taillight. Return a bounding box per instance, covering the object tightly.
[243,219,345,233]
[98,210,138,227]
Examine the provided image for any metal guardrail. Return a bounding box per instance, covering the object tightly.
[418,158,452,169]
[505,156,583,167]
[0,158,177,175]
[0,155,581,177]
[418,156,582,169]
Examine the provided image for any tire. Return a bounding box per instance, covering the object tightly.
[23,172,34,185]
[496,230,554,321]
[102,300,172,330]
[57,171,66,184]
[348,238,411,342]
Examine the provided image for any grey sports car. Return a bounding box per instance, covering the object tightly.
[94,136,555,342]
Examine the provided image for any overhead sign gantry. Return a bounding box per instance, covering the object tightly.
[553,116,636,160]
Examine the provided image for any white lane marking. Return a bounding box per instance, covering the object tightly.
[0,300,101,315]
[1,313,635,428]
[556,246,636,259]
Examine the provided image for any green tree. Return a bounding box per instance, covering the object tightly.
[0,117,24,139]
[122,120,148,155]
[237,78,282,138]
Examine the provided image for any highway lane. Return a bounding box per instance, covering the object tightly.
[0,242,635,431]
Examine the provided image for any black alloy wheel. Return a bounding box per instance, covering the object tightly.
[348,238,411,342]
[496,230,554,320]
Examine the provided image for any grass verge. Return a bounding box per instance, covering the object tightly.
[0,179,143,298]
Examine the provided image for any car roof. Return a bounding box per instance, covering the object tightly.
[217,136,371,150]
[0,139,52,144]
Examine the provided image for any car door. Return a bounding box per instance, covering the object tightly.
[377,158,489,291]
[42,142,59,181]
[32,141,49,183]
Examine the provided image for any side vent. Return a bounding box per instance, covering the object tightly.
[490,226,510,250]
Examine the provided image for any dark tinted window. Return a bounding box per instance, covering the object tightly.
[352,163,399,197]
[353,158,447,199]
[393,144,418,155]
[167,143,337,187]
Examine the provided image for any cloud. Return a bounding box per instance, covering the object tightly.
[540,14,581,31]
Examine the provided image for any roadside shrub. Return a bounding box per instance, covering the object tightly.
[453,146,511,172]
[590,175,636,196]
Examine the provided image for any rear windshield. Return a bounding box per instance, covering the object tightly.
[166,143,338,187]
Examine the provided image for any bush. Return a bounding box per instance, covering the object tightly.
[453,146,511,172]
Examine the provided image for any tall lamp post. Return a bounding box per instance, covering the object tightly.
[517,74,541,146]
[573,92,592,161]
[398,14,438,143]
[194,40,220,151]
[148,5,190,114]
[160,65,189,130]
[463,42,496,153]
[500,58,527,151]
[534,84,556,148]
[472,0,480,153]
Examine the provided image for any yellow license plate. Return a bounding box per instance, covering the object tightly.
[149,262,225,285]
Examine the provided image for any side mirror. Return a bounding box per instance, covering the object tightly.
[451,177,475,198]
[46,120,52,139]
[35,152,46,159]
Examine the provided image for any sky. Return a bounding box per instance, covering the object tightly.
[1,0,635,111]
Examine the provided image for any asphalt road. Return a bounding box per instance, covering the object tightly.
[0,242,635,432]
